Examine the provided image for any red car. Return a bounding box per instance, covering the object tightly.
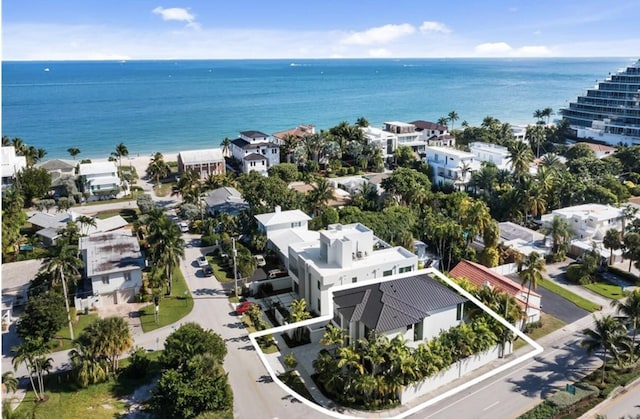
[235,301,254,315]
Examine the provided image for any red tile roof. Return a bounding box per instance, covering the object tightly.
[450,260,540,307]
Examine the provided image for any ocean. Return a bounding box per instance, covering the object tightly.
[1,57,634,160]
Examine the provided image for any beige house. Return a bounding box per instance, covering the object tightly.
[177,148,225,179]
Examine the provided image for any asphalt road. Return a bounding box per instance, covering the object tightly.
[594,380,640,418]
[537,285,589,324]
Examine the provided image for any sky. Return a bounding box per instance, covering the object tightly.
[2,0,640,60]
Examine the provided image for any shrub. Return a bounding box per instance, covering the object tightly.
[124,346,150,378]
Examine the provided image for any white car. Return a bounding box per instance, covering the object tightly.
[197,256,209,268]
[254,255,266,267]
[179,222,189,233]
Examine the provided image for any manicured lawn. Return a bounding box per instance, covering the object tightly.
[14,351,162,419]
[514,313,566,350]
[538,278,601,312]
[94,208,140,223]
[210,256,234,283]
[84,193,141,206]
[139,267,193,332]
[50,313,100,352]
[584,281,625,300]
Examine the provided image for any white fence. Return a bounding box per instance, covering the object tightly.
[399,344,505,404]
[248,276,292,296]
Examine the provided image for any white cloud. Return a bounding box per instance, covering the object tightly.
[368,48,392,57]
[474,42,513,56]
[152,7,200,30]
[341,23,415,45]
[474,42,553,57]
[419,21,451,34]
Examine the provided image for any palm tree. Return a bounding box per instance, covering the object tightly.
[112,142,129,169]
[147,214,185,294]
[67,147,81,160]
[2,372,18,395]
[610,289,640,362]
[447,111,459,131]
[603,228,622,264]
[220,137,232,158]
[320,324,347,352]
[542,216,573,258]
[437,117,449,127]
[147,152,170,188]
[288,299,312,342]
[12,337,48,401]
[507,141,534,179]
[42,242,83,340]
[306,178,334,216]
[69,340,108,387]
[527,124,546,158]
[542,107,554,125]
[533,109,544,124]
[76,215,97,237]
[518,251,545,325]
[89,316,133,372]
[581,315,629,383]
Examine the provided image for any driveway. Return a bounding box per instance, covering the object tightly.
[536,286,589,324]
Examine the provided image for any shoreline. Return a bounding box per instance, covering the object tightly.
[85,152,179,180]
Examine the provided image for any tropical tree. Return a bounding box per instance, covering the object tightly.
[623,232,640,273]
[112,142,129,169]
[581,315,630,383]
[87,316,133,372]
[437,117,449,127]
[610,289,640,362]
[518,251,545,325]
[67,147,81,159]
[220,137,231,157]
[447,110,459,131]
[69,339,108,388]
[603,228,622,264]
[12,337,48,401]
[147,152,171,188]
[147,214,185,294]
[160,322,227,370]
[42,241,83,340]
[542,216,573,260]
[2,372,18,395]
[306,178,334,217]
[76,215,97,236]
[542,107,554,125]
[507,141,534,180]
[288,298,312,342]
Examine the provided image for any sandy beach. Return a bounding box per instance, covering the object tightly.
[90,151,179,182]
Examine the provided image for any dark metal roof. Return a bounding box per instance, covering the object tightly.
[244,153,268,161]
[231,138,250,148]
[334,273,467,333]
[241,130,269,138]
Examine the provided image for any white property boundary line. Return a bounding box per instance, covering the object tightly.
[248,267,544,419]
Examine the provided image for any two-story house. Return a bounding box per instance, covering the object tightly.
[230,130,280,175]
[383,121,424,155]
[177,148,225,179]
[78,161,123,201]
[425,146,480,190]
[255,206,318,264]
[410,120,455,147]
[79,232,144,305]
[332,272,467,345]
[1,146,27,192]
[469,142,511,170]
[363,126,397,161]
[287,223,418,316]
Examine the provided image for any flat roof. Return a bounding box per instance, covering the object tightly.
[178,148,224,164]
[425,146,475,158]
[80,232,143,277]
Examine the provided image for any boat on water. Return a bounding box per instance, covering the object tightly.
[560,59,640,146]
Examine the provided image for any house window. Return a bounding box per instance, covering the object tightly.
[317,298,321,313]
[352,277,357,283]
[456,303,463,320]
[399,266,412,273]
[383,269,393,277]
[272,149,277,154]
[124,272,131,281]
[413,321,423,341]
[101,276,110,285]
[293,281,299,294]
[291,221,302,228]
[250,162,256,167]
[317,280,321,290]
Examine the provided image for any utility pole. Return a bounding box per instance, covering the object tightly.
[232,237,239,298]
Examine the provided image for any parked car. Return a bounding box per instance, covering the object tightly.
[179,221,189,233]
[268,268,287,279]
[202,264,213,277]
[197,256,209,268]
[254,254,266,267]
[235,301,254,315]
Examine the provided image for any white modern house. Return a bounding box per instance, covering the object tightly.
[78,161,123,201]
[332,272,467,345]
[383,121,424,154]
[425,146,480,189]
[540,203,628,258]
[469,142,511,170]
[177,148,225,179]
[230,130,280,175]
[255,206,318,264]
[78,232,144,307]
[1,146,27,191]
[363,126,397,160]
[287,223,418,316]
[511,125,528,143]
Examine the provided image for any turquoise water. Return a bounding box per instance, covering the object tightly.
[1,58,631,159]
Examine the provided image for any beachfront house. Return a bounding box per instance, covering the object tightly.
[363,126,397,161]
[35,159,76,180]
[410,120,455,147]
[425,146,480,190]
[332,272,467,345]
[450,259,541,326]
[383,121,424,155]
[230,130,280,175]
[78,232,144,307]
[287,223,418,316]
[1,146,27,192]
[177,148,225,179]
[78,161,123,201]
